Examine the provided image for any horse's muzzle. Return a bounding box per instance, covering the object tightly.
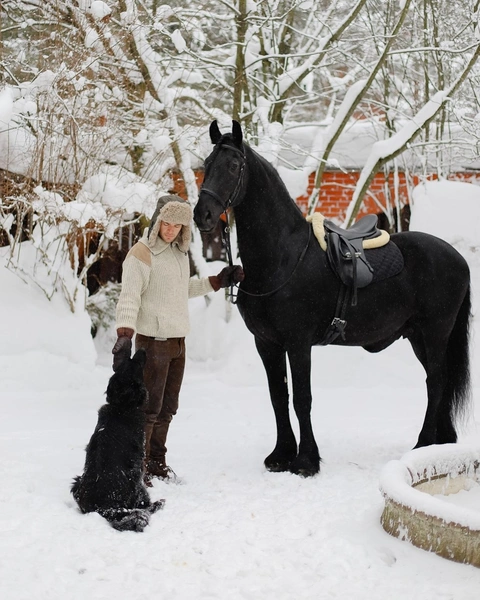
[194,193,221,232]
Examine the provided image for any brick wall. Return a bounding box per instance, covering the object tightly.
[169,170,205,199]
[297,171,480,220]
[296,171,413,219]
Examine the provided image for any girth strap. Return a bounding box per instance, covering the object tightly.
[318,284,351,346]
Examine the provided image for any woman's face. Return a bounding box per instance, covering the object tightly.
[159,221,182,243]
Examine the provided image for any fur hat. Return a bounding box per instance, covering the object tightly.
[147,194,192,253]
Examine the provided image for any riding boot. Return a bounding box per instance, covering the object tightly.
[146,461,180,483]
[145,417,180,482]
[147,420,171,476]
[144,416,178,484]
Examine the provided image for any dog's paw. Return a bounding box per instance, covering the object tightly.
[111,509,150,532]
[150,499,165,514]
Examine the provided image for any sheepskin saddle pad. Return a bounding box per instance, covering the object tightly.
[306,212,404,289]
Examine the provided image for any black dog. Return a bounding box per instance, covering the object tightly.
[71,348,164,532]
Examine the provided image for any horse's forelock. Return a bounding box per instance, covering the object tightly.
[206,133,243,165]
[219,132,234,146]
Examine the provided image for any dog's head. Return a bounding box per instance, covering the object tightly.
[106,348,148,409]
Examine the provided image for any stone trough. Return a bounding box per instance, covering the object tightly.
[380,444,480,567]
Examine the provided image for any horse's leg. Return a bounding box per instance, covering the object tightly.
[409,328,450,448]
[255,337,297,472]
[436,395,458,444]
[286,346,320,476]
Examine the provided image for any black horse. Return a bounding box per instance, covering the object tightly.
[194,120,472,477]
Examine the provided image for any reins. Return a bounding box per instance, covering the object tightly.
[222,214,312,304]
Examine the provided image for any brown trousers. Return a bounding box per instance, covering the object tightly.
[135,334,186,464]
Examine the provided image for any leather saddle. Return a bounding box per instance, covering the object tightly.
[324,214,382,305]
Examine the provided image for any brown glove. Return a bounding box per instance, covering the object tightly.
[209,265,245,291]
[112,327,134,372]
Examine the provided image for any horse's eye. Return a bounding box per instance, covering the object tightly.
[229,160,239,173]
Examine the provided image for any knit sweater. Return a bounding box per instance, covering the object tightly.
[116,229,214,338]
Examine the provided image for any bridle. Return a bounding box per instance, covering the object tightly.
[199,140,312,304]
[199,143,246,212]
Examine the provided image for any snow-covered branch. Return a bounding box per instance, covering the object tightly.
[344,42,480,226]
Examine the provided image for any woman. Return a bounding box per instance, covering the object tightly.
[113,194,243,483]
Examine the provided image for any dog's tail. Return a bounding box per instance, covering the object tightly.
[101,500,165,532]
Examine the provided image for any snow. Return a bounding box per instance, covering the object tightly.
[436,481,480,512]
[0,247,95,366]
[90,1,112,21]
[76,165,160,217]
[410,180,480,249]
[155,5,175,20]
[0,87,36,176]
[84,28,100,50]
[1,180,480,598]
[171,30,187,54]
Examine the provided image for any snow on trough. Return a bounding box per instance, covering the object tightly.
[380,444,480,530]
[380,445,480,568]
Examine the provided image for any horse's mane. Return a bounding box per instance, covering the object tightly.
[216,133,299,208]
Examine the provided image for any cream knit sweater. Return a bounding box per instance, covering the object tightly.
[116,229,214,338]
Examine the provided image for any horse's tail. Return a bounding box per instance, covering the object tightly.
[443,282,472,431]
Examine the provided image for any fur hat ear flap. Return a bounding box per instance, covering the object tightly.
[173,222,192,254]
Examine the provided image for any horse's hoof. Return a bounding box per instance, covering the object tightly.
[264,456,292,473]
[264,459,292,473]
[288,456,320,477]
[264,453,296,473]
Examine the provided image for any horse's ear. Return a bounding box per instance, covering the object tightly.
[210,120,222,144]
[232,120,243,146]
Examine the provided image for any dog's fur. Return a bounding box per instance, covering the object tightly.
[71,348,164,532]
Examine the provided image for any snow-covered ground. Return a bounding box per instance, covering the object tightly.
[1,180,480,599]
